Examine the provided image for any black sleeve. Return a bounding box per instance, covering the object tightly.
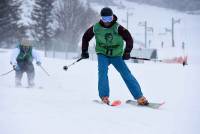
[82,26,94,52]
[118,25,133,53]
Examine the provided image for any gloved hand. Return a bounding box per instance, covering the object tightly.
[123,52,131,60]
[36,61,41,66]
[81,51,89,59]
[13,65,20,71]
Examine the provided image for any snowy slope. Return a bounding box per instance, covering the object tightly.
[0,49,200,134]
[88,0,200,64]
[1,1,200,134]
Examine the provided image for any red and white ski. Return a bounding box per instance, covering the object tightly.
[93,100,121,107]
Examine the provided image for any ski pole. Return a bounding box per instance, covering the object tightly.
[39,65,50,76]
[130,57,163,62]
[0,69,14,77]
[130,56,186,66]
[63,57,83,71]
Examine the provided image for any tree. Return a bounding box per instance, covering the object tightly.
[54,0,98,53]
[0,0,22,47]
[31,0,54,56]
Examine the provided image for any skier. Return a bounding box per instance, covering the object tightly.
[10,38,42,87]
[81,7,149,105]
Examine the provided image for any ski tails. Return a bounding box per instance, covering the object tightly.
[126,100,165,109]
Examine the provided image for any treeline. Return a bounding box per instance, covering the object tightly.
[127,0,200,11]
[0,0,98,53]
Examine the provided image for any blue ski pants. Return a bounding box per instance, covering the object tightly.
[97,54,143,100]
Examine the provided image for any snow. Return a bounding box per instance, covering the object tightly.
[0,48,200,134]
[1,1,200,134]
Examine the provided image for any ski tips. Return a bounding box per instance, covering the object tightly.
[93,99,122,107]
[160,101,165,106]
[110,100,121,106]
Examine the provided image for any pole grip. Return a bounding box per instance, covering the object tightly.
[130,57,151,61]
[130,57,163,62]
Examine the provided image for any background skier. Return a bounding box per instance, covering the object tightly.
[81,7,149,105]
[10,38,42,87]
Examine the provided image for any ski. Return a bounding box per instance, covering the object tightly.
[24,86,44,89]
[93,99,121,107]
[15,85,44,89]
[126,100,165,109]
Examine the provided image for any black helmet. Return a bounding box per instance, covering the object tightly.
[100,7,113,16]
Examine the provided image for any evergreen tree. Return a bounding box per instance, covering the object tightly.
[0,0,22,47]
[31,0,54,56]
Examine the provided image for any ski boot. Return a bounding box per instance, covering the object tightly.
[28,80,35,88]
[15,83,22,88]
[101,96,110,105]
[15,78,22,88]
[137,96,149,105]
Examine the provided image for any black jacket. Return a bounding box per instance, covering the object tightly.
[82,15,133,54]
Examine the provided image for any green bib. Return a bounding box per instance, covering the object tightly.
[94,22,124,57]
[17,46,33,63]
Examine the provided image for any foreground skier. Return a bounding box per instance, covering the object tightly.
[81,7,148,105]
[10,38,42,87]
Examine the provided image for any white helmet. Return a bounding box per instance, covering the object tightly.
[20,38,32,47]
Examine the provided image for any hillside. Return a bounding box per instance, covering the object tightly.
[126,0,200,12]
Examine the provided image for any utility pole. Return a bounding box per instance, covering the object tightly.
[126,11,133,30]
[138,21,153,48]
[172,17,175,47]
[122,9,133,30]
[166,17,181,47]
[126,11,129,30]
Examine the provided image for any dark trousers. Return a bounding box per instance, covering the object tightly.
[15,62,35,86]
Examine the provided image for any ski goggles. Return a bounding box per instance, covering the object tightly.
[101,16,113,23]
[22,45,30,49]
[21,46,30,52]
